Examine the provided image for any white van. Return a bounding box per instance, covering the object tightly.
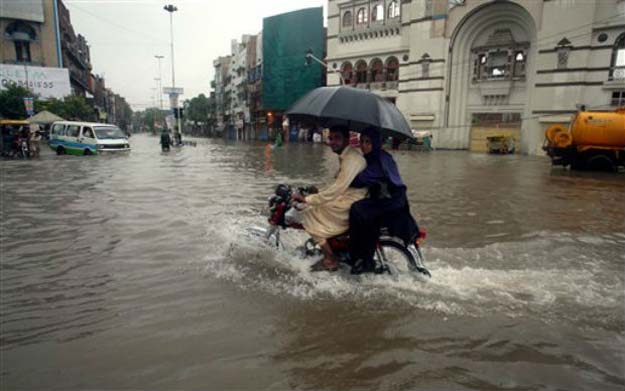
[49,121,130,155]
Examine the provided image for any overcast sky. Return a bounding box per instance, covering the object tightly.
[65,0,326,110]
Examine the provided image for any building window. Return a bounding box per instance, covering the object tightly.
[388,1,400,18]
[5,21,36,63]
[612,90,625,106]
[555,37,572,69]
[341,62,353,85]
[14,41,32,63]
[355,61,368,83]
[472,29,529,82]
[386,57,399,81]
[342,11,353,28]
[420,53,431,78]
[487,51,509,78]
[513,51,526,78]
[356,8,368,25]
[473,49,526,81]
[370,58,384,82]
[372,4,384,22]
[609,33,625,80]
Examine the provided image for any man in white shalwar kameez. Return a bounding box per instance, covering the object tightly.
[292,126,367,272]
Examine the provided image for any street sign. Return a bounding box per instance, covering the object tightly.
[163,87,184,95]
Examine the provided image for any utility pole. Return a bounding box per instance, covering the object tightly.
[163,4,182,138]
[154,55,164,109]
[305,48,344,84]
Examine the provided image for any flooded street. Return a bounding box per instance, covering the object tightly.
[1,134,624,390]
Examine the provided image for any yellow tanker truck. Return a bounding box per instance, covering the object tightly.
[543,107,625,171]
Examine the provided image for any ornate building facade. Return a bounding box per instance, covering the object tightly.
[326,0,625,154]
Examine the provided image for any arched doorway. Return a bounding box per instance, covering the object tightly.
[445,1,537,152]
[355,60,368,85]
[341,62,353,85]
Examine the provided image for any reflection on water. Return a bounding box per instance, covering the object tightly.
[1,135,623,390]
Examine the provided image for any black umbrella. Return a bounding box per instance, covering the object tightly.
[286,86,413,139]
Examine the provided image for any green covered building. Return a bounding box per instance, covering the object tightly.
[262,7,325,126]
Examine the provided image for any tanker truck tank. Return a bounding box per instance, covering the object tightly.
[543,108,625,171]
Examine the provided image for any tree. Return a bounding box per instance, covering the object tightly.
[139,108,167,133]
[186,93,210,125]
[0,85,32,119]
[34,95,95,121]
[61,95,96,121]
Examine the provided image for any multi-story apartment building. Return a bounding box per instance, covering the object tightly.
[0,0,72,99]
[212,55,231,134]
[326,0,625,154]
[57,0,92,97]
[1,0,131,125]
[231,35,252,139]
[209,7,325,141]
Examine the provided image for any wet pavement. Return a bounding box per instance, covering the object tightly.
[1,134,624,390]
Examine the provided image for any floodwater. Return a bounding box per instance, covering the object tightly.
[1,134,624,390]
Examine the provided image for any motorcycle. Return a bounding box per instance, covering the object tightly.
[15,138,29,159]
[251,184,431,278]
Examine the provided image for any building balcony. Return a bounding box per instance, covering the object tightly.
[62,41,91,70]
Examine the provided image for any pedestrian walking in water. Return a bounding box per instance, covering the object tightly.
[160,129,172,152]
[29,124,42,158]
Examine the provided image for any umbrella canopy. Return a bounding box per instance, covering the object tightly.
[28,110,64,124]
[286,86,413,139]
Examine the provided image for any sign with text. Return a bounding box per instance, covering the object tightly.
[23,97,34,115]
[0,0,44,22]
[0,64,71,99]
[163,87,184,95]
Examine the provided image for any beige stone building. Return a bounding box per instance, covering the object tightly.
[1,0,93,97]
[326,0,625,154]
[0,0,60,68]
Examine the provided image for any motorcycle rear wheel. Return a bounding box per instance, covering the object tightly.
[376,239,419,275]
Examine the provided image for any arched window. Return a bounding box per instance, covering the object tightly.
[5,21,36,63]
[370,58,384,82]
[341,62,353,85]
[342,11,353,28]
[356,7,368,25]
[372,4,384,22]
[388,1,400,19]
[355,60,368,84]
[386,57,399,81]
[610,33,625,81]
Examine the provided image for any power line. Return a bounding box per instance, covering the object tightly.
[65,1,167,45]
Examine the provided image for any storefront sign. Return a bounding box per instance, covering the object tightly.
[0,64,71,99]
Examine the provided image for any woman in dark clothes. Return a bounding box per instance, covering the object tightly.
[349,128,416,274]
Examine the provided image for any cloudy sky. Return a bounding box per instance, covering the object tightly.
[65,0,326,110]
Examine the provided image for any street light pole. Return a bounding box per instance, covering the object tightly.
[305,49,344,85]
[163,4,182,138]
[154,55,164,110]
